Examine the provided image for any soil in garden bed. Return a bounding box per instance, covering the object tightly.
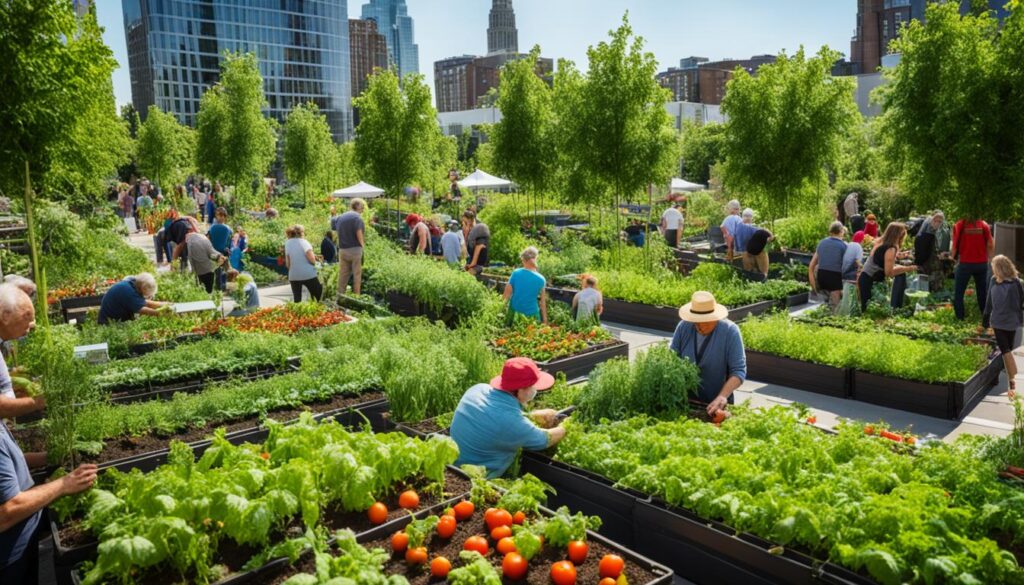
[82,391,386,465]
[57,517,91,550]
[104,363,288,400]
[260,513,660,585]
[320,469,471,534]
[11,424,46,453]
[403,416,449,436]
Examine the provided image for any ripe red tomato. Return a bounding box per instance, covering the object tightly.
[405,546,428,565]
[453,500,475,520]
[599,554,625,579]
[503,552,529,580]
[391,532,409,553]
[550,560,577,585]
[497,536,517,555]
[490,525,512,541]
[431,556,452,578]
[463,535,489,555]
[600,579,617,585]
[367,502,388,525]
[485,508,513,531]
[567,540,588,564]
[437,515,457,539]
[512,511,526,525]
[398,490,420,510]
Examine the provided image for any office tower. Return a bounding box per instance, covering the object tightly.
[361,0,420,79]
[350,19,390,99]
[487,0,518,55]
[122,0,353,141]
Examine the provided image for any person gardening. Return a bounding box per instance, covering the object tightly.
[334,198,366,296]
[571,275,603,324]
[97,272,172,325]
[857,222,917,312]
[720,200,743,261]
[504,246,548,324]
[405,213,430,255]
[227,269,260,310]
[660,202,684,248]
[450,357,565,478]
[462,210,490,276]
[670,291,747,416]
[809,222,848,309]
[440,221,466,266]
[951,215,995,322]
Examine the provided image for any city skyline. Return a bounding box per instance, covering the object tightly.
[96,0,856,112]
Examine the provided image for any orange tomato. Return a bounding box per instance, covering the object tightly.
[463,535,489,556]
[550,560,577,585]
[391,532,409,553]
[485,508,513,531]
[512,511,526,525]
[600,579,617,585]
[453,500,475,520]
[503,552,528,580]
[491,525,513,541]
[567,540,588,565]
[431,556,452,578]
[398,490,420,510]
[367,502,388,525]
[599,554,625,579]
[497,536,517,555]
[405,546,428,565]
[437,514,457,539]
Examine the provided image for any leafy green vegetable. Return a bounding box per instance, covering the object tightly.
[447,551,502,585]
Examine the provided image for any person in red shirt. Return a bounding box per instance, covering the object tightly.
[863,213,879,238]
[950,217,995,321]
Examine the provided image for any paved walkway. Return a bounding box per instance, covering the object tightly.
[128,232,1019,440]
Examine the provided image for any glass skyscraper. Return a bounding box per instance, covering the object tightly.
[360,0,419,80]
[122,0,353,141]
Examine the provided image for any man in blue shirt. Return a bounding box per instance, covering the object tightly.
[504,247,548,323]
[0,286,98,582]
[96,273,172,325]
[450,357,565,478]
[208,208,233,291]
[670,291,747,416]
[809,222,849,308]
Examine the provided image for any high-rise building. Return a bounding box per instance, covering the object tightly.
[350,19,389,99]
[434,56,477,113]
[656,57,707,102]
[121,0,353,142]
[361,0,419,79]
[487,0,518,55]
[72,0,92,18]
[657,55,773,106]
[850,0,1009,74]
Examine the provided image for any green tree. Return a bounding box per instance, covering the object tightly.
[721,46,859,221]
[353,69,440,218]
[283,102,334,205]
[195,52,278,208]
[879,1,1024,221]
[423,134,457,199]
[679,120,725,186]
[491,47,556,227]
[137,106,195,191]
[555,15,677,263]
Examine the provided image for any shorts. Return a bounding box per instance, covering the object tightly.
[994,328,1018,353]
[817,269,843,293]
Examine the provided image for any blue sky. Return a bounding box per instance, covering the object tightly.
[96,0,856,109]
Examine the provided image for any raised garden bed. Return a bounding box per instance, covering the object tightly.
[249,252,289,276]
[104,358,301,404]
[381,290,456,325]
[745,350,850,398]
[520,452,873,585]
[535,339,629,379]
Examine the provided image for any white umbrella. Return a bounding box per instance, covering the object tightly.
[331,181,385,199]
[457,169,512,189]
[670,177,704,193]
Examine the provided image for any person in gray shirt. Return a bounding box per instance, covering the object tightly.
[186,231,225,293]
[440,221,466,266]
[335,198,366,296]
[984,255,1024,399]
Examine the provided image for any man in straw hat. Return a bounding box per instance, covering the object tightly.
[450,357,565,478]
[670,291,747,416]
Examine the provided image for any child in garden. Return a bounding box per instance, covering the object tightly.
[983,255,1023,399]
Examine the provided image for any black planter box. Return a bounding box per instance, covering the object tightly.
[785,291,811,307]
[519,453,644,548]
[58,295,105,322]
[536,339,629,380]
[727,299,779,323]
[249,253,289,276]
[783,250,815,266]
[852,355,1003,420]
[104,358,301,404]
[745,350,851,398]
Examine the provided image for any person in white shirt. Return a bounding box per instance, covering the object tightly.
[572,275,604,324]
[660,203,684,248]
[720,200,743,261]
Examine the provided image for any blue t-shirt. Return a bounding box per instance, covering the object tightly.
[208,223,233,253]
[0,424,38,568]
[440,232,462,264]
[733,222,757,254]
[508,268,546,318]
[450,384,550,478]
[670,319,747,404]
[815,237,847,273]
[97,278,147,325]
[722,214,743,239]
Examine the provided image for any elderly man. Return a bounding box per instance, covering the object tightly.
[96,273,171,325]
[450,357,564,478]
[720,200,743,261]
[0,285,98,581]
[0,283,43,420]
[670,291,747,416]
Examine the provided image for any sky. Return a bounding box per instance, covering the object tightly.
[95,0,856,110]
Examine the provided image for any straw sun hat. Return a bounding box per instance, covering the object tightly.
[678,291,729,323]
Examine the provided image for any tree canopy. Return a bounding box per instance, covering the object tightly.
[283,102,334,204]
[879,1,1024,221]
[721,46,859,220]
[137,106,195,191]
[680,121,725,186]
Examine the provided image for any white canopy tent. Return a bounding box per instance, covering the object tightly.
[457,169,512,190]
[670,178,704,193]
[331,181,385,199]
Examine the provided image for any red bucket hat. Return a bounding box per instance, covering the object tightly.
[490,357,555,393]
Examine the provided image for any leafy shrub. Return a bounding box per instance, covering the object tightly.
[771,207,833,253]
[575,345,699,422]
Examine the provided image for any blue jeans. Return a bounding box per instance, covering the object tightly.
[954,262,988,321]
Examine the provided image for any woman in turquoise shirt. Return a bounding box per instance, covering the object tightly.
[504,246,548,323]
